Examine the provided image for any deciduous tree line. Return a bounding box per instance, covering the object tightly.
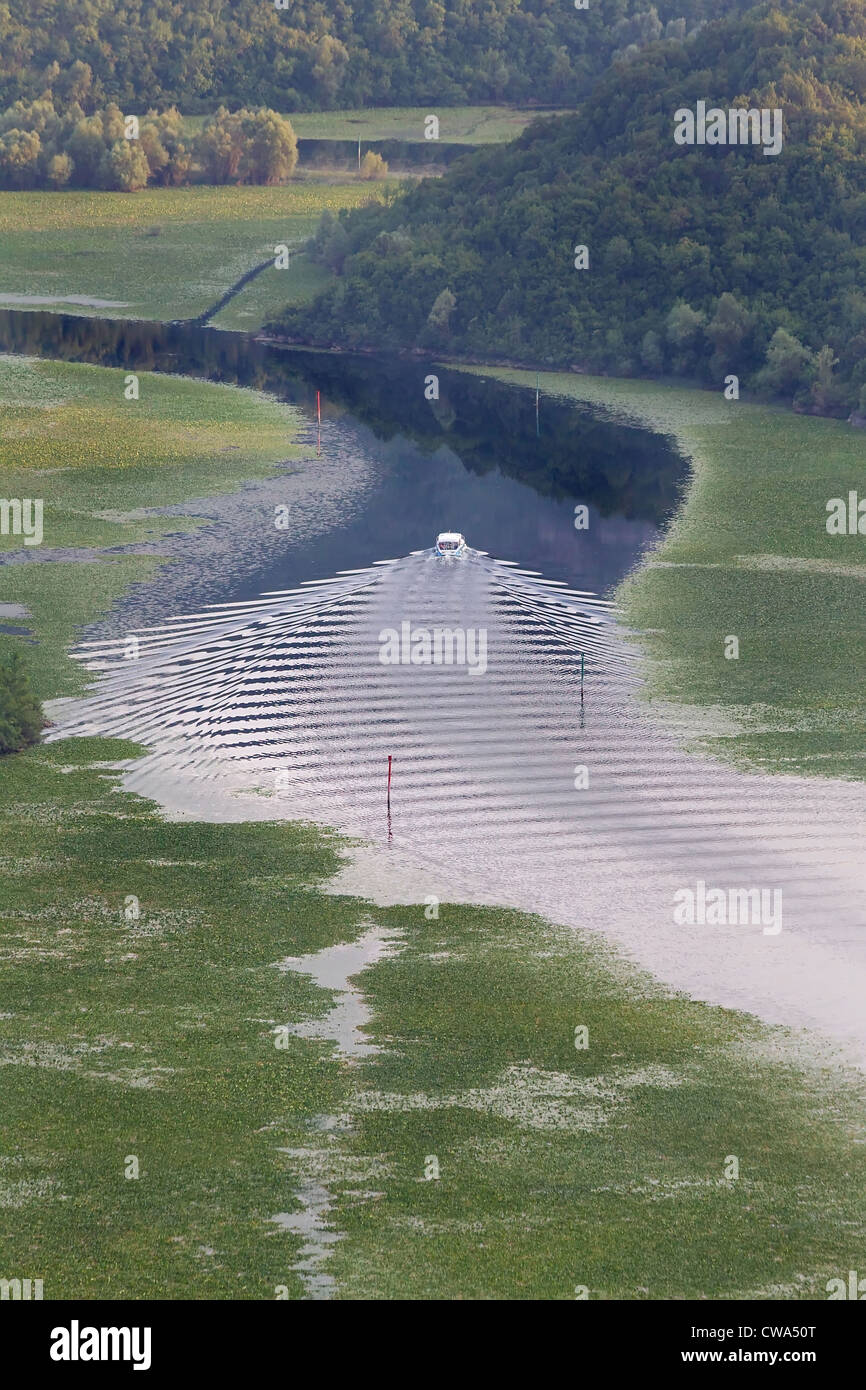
[0,100,298,191]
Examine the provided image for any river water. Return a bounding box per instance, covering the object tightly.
[3,310,864,1066]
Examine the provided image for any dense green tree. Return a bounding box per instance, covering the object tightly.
[359,150,388,180]
[756,327,814,396]
[65,115,107,185]
[0,650,43,754]
[0,127,41,187]
[139,109,192,186]
[809,345,845,414]
[705,293,753,379]
[193,107,298,185]
[194,107,244,184]
[640,330,665,371]
[239,109,299,185]
[311,211,353,272]
[101,137,151,191]
[44,150,72,187]
[666,302,706,351]
[428,287,457,332]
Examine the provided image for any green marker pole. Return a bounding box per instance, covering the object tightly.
[535,372,540,437]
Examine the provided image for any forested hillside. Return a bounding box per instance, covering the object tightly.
[0,0,745,111]
[273,0,866,415]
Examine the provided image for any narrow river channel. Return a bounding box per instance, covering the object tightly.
[3,308,865,1066]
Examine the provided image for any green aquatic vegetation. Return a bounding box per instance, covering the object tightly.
[0,557,163,699]
[0,739,364,1298]
[3,743,865,1299]
[0,354,305,695]
[0,356,304,541]
[470,368,866,782]
[253,897,866,1301]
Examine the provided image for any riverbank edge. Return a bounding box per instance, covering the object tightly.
[258,333,866,427]
[455,363,866,783]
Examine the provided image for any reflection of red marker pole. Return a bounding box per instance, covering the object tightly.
[316,390,321,456]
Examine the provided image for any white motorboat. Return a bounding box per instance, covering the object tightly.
[435,531,466,557]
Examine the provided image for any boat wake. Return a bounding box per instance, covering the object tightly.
[48,547,866,1065]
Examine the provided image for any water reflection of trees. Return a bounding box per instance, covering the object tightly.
[0,309,685,523]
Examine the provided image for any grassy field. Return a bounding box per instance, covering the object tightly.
[327,901,866,1300]
[469,369,866,782]
[0,181,394,324]
[1,737,864,1298]
[182,105,571,145]
[0,354,304,695]
[210,252,333,332]
[2,351,866,1298]
[0,737,363,1299]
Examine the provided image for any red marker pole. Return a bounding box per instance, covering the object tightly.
[316,390,321,456]
[387,754,392,809]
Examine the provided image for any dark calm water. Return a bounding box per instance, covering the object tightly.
[0,308,685,615]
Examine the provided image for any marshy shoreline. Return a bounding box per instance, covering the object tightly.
[2,326,865,1299]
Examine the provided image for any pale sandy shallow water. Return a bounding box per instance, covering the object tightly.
[47,548,866,1067]
[275,921,401,1058]
[0,294,131,308]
